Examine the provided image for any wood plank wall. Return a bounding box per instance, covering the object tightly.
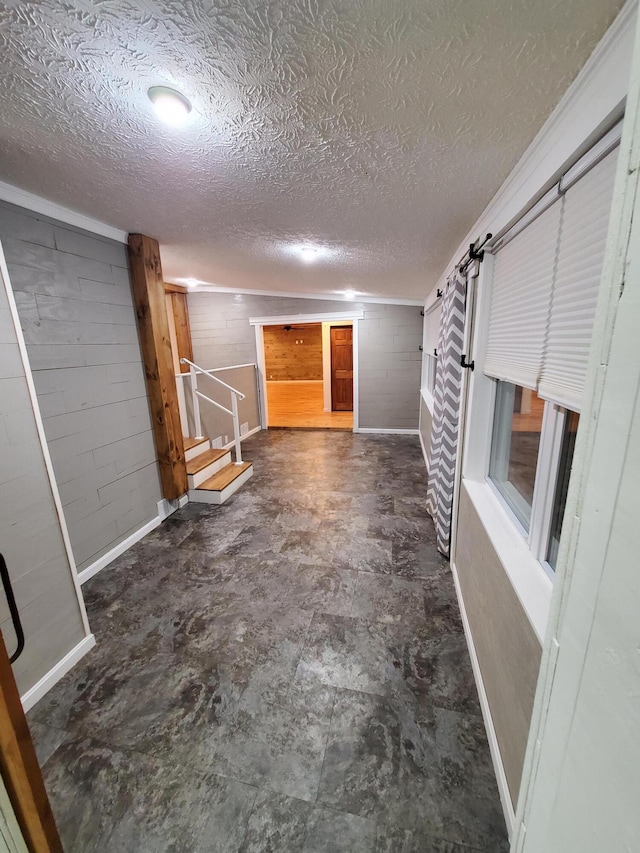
[263,323,323,381]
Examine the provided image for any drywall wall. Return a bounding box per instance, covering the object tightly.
[0,246,87,695]
[263,322,323,381]
[188,291,422,430]
[455,483,542,805]
[0,200,162,572]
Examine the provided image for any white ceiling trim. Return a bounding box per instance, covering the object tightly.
[249,310,364,326]
[186,283,423,307]
[0,179,128,244]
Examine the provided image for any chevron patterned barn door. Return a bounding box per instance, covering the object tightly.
[426,268,467,557]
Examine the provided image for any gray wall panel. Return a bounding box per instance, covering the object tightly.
[456,483,542,805]
[1,200,162,572]
[0,253,86,696]
[188,291,422,431]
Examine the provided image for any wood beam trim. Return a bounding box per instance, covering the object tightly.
[0,632,63,852]
[171,292,194,373]
[163,282,189,294]
[128,234,187,500]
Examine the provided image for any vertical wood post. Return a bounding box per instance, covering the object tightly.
[0,632,63,852]
[128,234,187,500]
[167,289,194,371]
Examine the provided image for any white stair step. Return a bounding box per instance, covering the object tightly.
[189,462,253,505]
[187,448,232,488]
[184,437,210,462]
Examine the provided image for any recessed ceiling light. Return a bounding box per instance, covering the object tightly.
[299,247,319,263]
[148,86,192,126]
[343,289,356,300]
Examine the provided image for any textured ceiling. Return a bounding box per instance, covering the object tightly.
[0,0,626,299]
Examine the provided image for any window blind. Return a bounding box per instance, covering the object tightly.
[484,202,562,389]
[538,148,618,410]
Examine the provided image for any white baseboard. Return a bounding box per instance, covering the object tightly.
[21,633,96,712]
[157,493,189,520]
[77,515,163,586]
[451,561,516,838]
[354,427,419,435]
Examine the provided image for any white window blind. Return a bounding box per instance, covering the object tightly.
[484,202,562,389]
[538,148,618,410]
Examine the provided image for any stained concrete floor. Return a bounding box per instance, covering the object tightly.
[28,430,509,853]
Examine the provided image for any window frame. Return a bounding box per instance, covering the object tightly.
[487,381,537,532]
[458,254,553,642]
[485,379,574,579]
[421,300,441,408]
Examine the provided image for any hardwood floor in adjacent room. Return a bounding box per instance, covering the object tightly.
[266,380,353,429]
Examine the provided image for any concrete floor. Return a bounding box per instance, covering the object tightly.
[28,430,508,852]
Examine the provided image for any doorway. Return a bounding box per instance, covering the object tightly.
[256,315,358,429]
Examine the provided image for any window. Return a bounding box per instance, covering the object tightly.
[482,139,618,576]
[488,379,579,573]
[421,301,441,399]
[546,410,579,569]
[425,349,437,394]
[489,382,544,531]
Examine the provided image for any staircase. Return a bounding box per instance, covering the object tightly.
[185,437,253,504]
[179,358,254,505]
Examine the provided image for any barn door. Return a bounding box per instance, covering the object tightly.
[330,326,353,411]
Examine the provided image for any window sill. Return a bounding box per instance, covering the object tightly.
[420,387,435,415]
[462,479,553,645]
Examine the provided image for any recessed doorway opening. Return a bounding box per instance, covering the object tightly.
[251,312,361,430]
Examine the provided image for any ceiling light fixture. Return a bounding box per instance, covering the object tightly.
[148,86,192,126]
[299,247,319,263]
[342,289,357,300]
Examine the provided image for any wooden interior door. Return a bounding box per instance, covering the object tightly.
[0,632,62,852]
[330,326,353,411]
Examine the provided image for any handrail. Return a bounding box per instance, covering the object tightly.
[0,553,25,664]
[195,389,232,417]
[180,358,245,400]
[181,357,244,465]
[207,363,256,373]
[175,363,256,381]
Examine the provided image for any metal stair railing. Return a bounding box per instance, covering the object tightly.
[180,358,245,465]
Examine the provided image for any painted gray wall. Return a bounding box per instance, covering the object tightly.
[188,291,422,430]
[0,201,162,572]
[0,258,86,695]
[456,483,542,805]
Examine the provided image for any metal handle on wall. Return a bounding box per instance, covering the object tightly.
[0,552,25,663]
